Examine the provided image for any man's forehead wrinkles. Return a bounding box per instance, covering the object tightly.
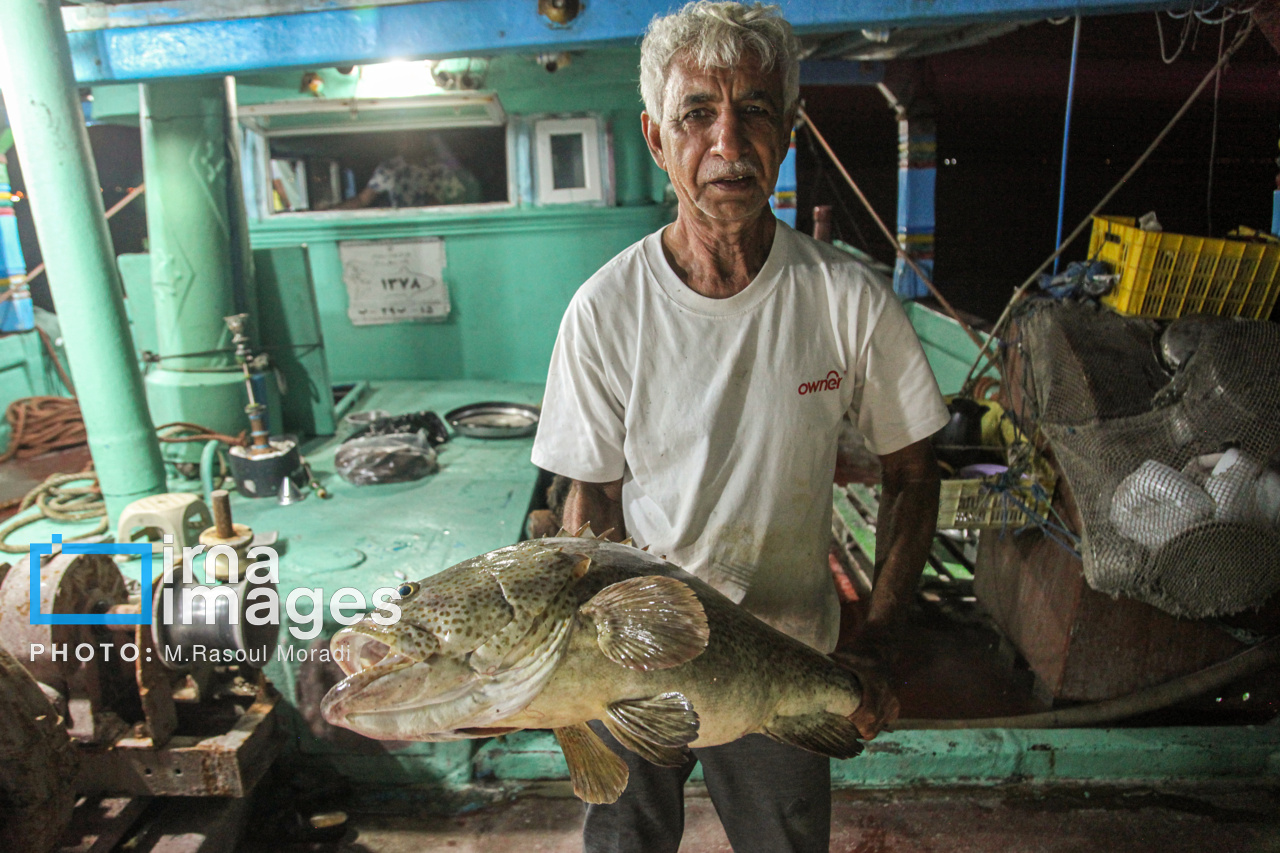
[681,92,716,107]
[676,88,778,109]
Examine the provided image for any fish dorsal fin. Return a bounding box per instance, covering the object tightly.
[620,537,634,547]
[575,523,596,539]
[553,527,572,538]
[763,712,864,760]
[554,723,629,804]
[595,527,616,541]
[580,576,709,671]
[603,692,699,767]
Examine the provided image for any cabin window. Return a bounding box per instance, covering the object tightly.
[238,92,511,216]
[262,127,509,212]
[534,117,604,205]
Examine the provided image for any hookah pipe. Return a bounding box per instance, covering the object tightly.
[224,313,273,458]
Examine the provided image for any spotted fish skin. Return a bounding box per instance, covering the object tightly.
[321,537,864,801]
[505,538,863,748]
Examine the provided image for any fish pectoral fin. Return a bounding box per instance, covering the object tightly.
[554,723,630,804]
[763,712,864,760]
[581,576,709,671]
[603,692,699,767]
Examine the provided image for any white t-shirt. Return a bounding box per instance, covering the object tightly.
[532,222,948,652]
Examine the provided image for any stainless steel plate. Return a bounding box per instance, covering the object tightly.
[445,402,541,439]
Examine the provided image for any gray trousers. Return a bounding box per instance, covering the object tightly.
[582,722,831,853]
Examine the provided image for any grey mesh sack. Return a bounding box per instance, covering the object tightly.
[1009,299,1280,618]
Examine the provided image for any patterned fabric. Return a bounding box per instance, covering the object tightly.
[366,155,482,208]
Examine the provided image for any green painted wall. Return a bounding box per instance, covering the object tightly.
[251,206,669,383]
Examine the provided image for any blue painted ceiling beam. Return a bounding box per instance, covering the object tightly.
[67,0,1179,85]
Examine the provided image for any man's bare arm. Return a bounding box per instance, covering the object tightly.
[835,437,940,738]
[327,187,379,210]
[561,478,626,541]
[867,437,940,633]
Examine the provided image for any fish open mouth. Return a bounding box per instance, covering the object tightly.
[333,630,402,677]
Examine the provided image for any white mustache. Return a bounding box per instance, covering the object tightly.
[703,163,758,182]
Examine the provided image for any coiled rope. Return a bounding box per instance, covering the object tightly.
[0,397,86,462]
[0,399,248,553]
[0,471,106,553]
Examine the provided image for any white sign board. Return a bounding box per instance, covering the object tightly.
[339,238,450,326]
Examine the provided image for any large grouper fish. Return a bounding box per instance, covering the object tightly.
[321,531,865,803]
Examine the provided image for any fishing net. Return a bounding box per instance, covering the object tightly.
[1007,299,1280,618]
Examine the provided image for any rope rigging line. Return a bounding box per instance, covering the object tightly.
[796,105,987,353]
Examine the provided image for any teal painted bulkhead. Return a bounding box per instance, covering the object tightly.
[93,49,672,389]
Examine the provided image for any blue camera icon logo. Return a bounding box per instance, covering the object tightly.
[29,534,153,626]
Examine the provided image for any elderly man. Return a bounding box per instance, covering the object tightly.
[531,2,948,850]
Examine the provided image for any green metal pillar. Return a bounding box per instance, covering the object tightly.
[0,0,166,522]
[140,79,256,457]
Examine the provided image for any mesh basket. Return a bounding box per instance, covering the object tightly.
[1015,300,1280,618]
[1089,216,1280,320]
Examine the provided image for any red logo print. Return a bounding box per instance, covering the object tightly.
[798,370,843,396]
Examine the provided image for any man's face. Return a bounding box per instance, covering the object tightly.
[643,52,791,225]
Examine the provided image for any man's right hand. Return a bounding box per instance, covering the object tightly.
[562,478,626,541]
[838,659,900,740]
[830,631,900,740]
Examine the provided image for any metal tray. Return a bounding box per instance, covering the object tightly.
[444,402,540,439]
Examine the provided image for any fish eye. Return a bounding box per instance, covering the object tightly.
[397,582,419,599]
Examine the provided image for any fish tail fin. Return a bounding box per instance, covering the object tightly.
[763,712,864,759]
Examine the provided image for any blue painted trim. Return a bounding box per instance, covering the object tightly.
[68,0,1176,85]
[1272,190,1279,238]
[0,291,35,333]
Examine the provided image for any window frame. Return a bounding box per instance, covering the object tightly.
[533,116,605,205]
[236,92,515,218]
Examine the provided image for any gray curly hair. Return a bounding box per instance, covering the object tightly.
[639,1,800,123]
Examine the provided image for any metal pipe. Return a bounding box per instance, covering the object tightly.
[897,634,1280,730]
[0,0,166,523]
[1052,15,1082,275]
[200,438,221,503]
[23,182,145,285]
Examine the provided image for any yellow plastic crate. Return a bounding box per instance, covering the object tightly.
[1089,215,1280,320]
[936,473,1054,531]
